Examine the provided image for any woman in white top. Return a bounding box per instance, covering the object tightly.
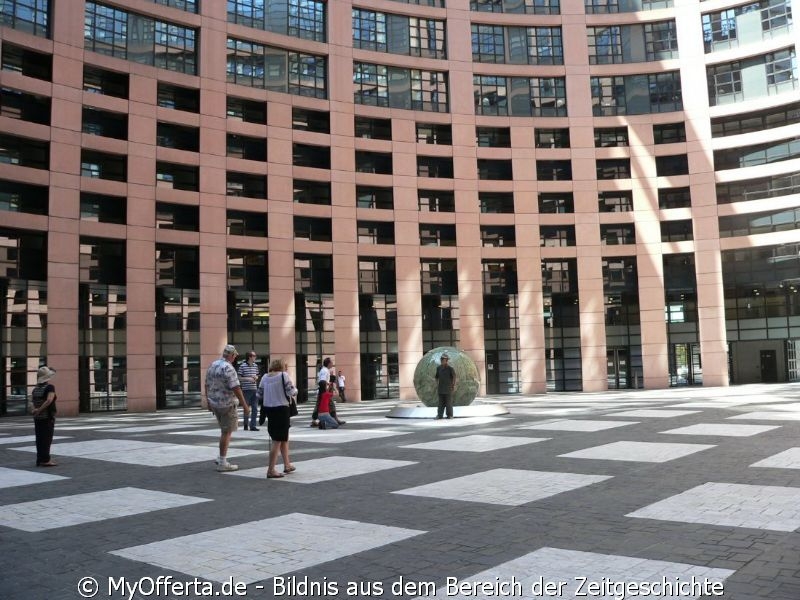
[259,358,298,478]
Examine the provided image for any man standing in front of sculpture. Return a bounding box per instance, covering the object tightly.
[434,352,456,419]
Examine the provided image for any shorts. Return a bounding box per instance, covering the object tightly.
[212,404,238,433]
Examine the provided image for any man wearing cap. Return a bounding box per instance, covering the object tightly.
[31,366,58,467]
[205,344,248,472]
[434,352,456,419]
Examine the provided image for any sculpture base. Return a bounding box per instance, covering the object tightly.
[387,400,509,419]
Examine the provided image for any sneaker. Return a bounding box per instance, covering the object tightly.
[217,461,239,472]
[310,420,318,428]
[336,420,346,426]
[250,426,259,431]
[319,422,327,430]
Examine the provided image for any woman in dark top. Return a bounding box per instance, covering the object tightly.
[31,365,57,467]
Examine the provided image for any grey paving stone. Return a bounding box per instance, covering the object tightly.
[2,384,800,599]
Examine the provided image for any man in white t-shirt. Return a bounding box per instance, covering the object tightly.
[337,371,346,403]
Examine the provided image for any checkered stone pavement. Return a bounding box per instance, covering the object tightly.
[2,383,800,599]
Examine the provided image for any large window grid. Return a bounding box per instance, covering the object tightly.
[392,0,444,6]
[154,0,197,12]
[585,0,672,13]
[0,278,47,416]
[766,48,797,88]
[603,257,641,388]
[471,25,562,65]
[471,0,560,15]
[483,261,520,394]
[703,1,793,53]
[410,18,446,59]
[79,274,127,412]
[707,63,743,102]
[84,2,197,74]
[421,259,459,353]
[719,207,800,237]
[294,254,334,403]
[1,0,49,37]
[227,0,325,42]
[227,38,327,98]
[591,72,682,115]
[289,0,326,41]
[717,172,800,203]
[588,26,622,64]
[353,11,445,59]
[714,136,800,170]
[359,258,398,400]
[542,259,581,391]
[354,63,448,112]
[472,24,504,63]
[353,9,386,52]
[227,251,269,373]
[707,50,797,105]
[711,101,800,137]
[474,75,566,116]
[645,21,678,60]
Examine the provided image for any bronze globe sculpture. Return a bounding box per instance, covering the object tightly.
[412,346,481,407]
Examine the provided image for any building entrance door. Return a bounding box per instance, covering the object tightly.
[760,350,778,383]
[485,351,500,394]
[671,343,702,385]
[607,347,629,389]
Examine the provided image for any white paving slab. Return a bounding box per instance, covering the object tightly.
[99,423,210,433]
[394,468,611,506]
[172,428,243,438]
[285,428,411,444]
[414,547,734,599]
[560,441,715,463]
[11,439,261,466]
[520,420,637,432]
[660,424,780,437]
[0,487,209,531]
[407,416,507,428]
[399,434,548,452]
[0,435,70,445]
[231,456,416,483]
[509,407,590,417]
[746,402,800,412]
[112,512,424,583]
[751,448,800,469]
[610,409,700,418]
[729,412,800,421]
[0,466,68,489]
[628,482,800,531]
[667,400,754,408]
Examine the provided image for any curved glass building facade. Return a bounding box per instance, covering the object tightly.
[0,0,797,415]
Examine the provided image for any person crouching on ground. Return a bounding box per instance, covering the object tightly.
[205,344,248,472]
[259,358,298,478]
[317,382,339,430]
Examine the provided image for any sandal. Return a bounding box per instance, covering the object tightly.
[284,465,296,474]
[267,472,284,479]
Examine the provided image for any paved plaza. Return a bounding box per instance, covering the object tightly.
[2,384,800,599]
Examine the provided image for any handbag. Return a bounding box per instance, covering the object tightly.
[282,373,299,417]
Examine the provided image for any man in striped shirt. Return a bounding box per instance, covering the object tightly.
[237,350,261,431]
